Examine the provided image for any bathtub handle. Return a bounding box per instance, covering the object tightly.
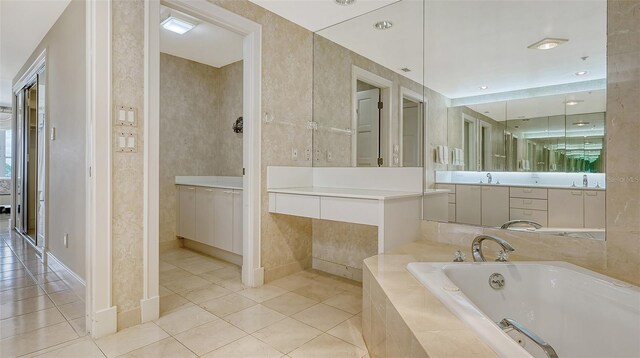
[498,318,559,358]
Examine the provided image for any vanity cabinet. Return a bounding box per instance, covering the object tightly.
[583,190,605,229]
[178,186,196,240]
[435,184,456,222]
[481,186,509,227]
[548,189,584,228]
[456,185,481,225]
[177,185,243,256]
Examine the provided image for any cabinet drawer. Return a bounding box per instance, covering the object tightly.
[510,208,547,226]
[448,203,456,222]
[320,197,378,225]
[510,187,548,199]
[448,193,456,204]
[510,198,547,211]
[436,184,456,193]
[273,193,320,219]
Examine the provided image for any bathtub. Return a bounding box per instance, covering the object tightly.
[407,261,640,358]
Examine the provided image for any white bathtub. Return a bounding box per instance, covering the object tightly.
[407,261,640,358]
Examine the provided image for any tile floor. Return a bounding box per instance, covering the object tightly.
[0,216,370,357]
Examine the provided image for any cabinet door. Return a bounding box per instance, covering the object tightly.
[584,191,605,229]
[232,190,243,255]
[481,186,509,227]
[178,186,196,240]
[548,189,584,228]
[213,189,234,252]
[456,185,481,225]
[195,188,215,245]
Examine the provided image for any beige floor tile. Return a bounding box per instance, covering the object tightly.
[252,318,322,354]
[49,289,82,306]
[174,319,246,356]
[289,333,367,358]
[178,283,231,304]
[58,300,85,320]
[163,275,210,293]
[155,305,218,335]
[0,275,36,290]
[262,292,318,316]
[323,290,362,314]
[33,272,61,284]
[200,292,257,317]
[159,285,174,297]
[215,277,248,292]
[41,280,69,294]
[69,316,87,336]
[202,335,283,358]
[224,304,286,333]
[327,316,366,349]
[159,267,192,285]
[118,337,196,358]
[159,261,177,272]
[159,294,192,316]
[0,294,55,319]
[95,322,169,358]
[178,260,225,275]
[269,274,314,291]
[199,267,241,284]
[237,284,288,303]
[0,307,66,339]
[32,338,105,358]
[0,267,28,280]
[0,285,44,302]
[293,282,345,302]
[0,321,78,357]
[292,303,353,332]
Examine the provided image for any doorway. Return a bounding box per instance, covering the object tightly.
[399,87,425,168]
[14,66,46,247]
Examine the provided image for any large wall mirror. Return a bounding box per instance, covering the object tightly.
[312,0,425,168]
[311,0,607,240]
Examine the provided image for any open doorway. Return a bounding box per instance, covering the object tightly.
[399,87,425,167]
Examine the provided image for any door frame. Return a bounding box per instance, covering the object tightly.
[462,113,477,171]
[398,86,426,167]
[477,119,492,171]
[140,0,263,323]
[351,65,392,167]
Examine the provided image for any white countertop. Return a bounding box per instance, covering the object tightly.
[267,186,423,200]
[437,182,606,191]
[424,189,450,196]
[175,176,243,190]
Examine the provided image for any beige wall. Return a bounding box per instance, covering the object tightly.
[159,54,243,246]
[13,1,86,279]
[604,0,640,284]
[112,0,145,329]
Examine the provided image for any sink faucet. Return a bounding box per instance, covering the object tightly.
[472,235,515,262]
[500,220,542,230]
[583,174,588,187]
[487,172,492,184]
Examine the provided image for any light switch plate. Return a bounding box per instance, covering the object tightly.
[115,106,137,127]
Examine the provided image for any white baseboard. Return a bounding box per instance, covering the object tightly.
[140,296,159,323]
[92,306,117,338]
[46,251,86,286]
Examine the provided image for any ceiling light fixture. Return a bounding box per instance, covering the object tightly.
[527,38,568,50]
[161,16,197,35]
[575,70,588,76]
[335,0,356,5]
[565,100,584,106]
[479,85,488,90]
[374,21,393,30]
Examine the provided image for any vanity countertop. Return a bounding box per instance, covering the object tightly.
[267,186,423,200]
[436,181,606,191]
[175,176,243,190]
[423,189,450,196]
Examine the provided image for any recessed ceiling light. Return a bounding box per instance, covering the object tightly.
[565,100,584,106]
[575,70,588,76]
[573,121,590,126]
[527,38,568,50]
[161,16,197,34]
[479,85,488,90]
[374,21,393,30]
[335,0,356,5]
[483,111,490,114]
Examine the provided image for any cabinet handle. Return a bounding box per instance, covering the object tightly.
[523,210,532,216]
[186,187,195,190]
[585,191,597,196]
[205,189,214,192]
[223,190,234,194]
[523,189,533,193]
[571,191,582,196]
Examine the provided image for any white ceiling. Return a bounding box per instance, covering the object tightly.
[0,0,71,104]
[249,0,398,32]
[253,0,607,100]
[160,5,243,68]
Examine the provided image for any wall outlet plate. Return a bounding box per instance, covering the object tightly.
[291,148,298,160]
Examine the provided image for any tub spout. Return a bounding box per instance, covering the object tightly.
[472,235,515,262]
